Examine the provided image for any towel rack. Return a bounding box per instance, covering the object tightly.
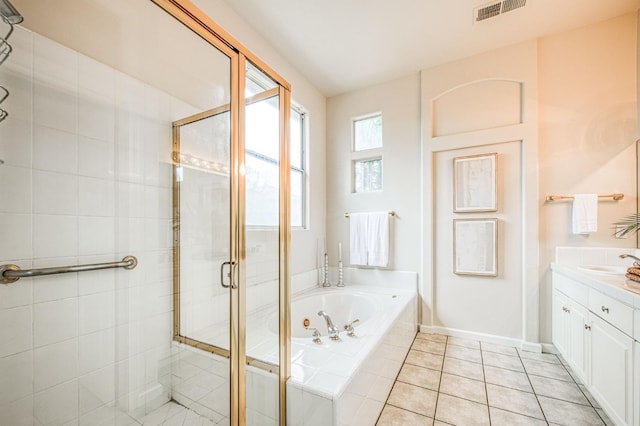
[344,211,396,218]
[0,255,138,285]
[545,193,624,202]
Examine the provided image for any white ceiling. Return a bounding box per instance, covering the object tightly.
[220,0,640,97]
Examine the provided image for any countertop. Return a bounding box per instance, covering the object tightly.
[551,262,640,309]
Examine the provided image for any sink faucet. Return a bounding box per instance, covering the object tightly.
[619,254,640,267]
[317,310,340,340]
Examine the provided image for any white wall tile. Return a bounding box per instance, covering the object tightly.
[78,90,115,143]
[0,395,34,426]
[0,305,32,357]
[77,255,115,296]
[34,338,78,392]
[0,274,32,309]
[33,35,77,90]
[32,257,79,304]
[33,170,78,215]
[33,125,77,174]
[78,328,115,375]
[0,118,32,168]
[78,136,114,179]
[33,215,77,259]
[34,298,78,347]
[1,69,33,120]
[0,213,31,260]
[116,183,145,219]
[79,364,115,415]
[78,177,114,217]
[34,379,79,426]
[79,291,115,335]
[0,350,33,405]
[78,216,115,256]
[0,165,31,214]
[78,56,114,100]
[33,81,77,134]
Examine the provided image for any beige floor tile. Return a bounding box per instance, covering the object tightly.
[387,382,438,418]
[579,384,600,409]
[376,405,433,425]
[412,338,446,356]
[482,351,525,372]
[435,393,489,426]
[479,342,518,357]
[442,357,484,381]
[405,349,444,371]
[521,358,572,382]
[439,373,486,404]
[446,336,480,349]
[416,333,447,344]
[397,363,441,391]
[489,407,548,425]
[483,365,532,393]
[517,348,561,364]
[538,395,604,426]
[445,345,482,363]
[486,383,544,420]
[529,375,589,405]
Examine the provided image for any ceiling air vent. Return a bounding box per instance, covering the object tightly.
[474,0,526,22]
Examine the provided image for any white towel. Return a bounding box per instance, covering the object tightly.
[572,194,598,234]
[349,213,368,266]
[367,212,389,267]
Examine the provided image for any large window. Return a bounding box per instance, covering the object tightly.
[352,113,383,193]
[245,99,306,228]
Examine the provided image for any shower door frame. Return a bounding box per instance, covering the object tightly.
[151,1,291,425]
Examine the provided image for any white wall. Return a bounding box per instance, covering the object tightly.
[326,74,422,274]
[537,12,638,342]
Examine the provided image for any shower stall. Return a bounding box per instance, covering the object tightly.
[0,0,291,424]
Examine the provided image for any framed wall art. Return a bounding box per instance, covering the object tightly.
[453,153,497,212]
[453,218,497,276]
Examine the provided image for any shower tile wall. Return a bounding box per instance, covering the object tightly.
[0,27,188,425]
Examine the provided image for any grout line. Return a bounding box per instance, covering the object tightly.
[516,348,549,424]
[431,334,448,423]
[555,355,607,425]
[478,342,491,425]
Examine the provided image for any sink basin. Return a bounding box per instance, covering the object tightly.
[578,265,628,275]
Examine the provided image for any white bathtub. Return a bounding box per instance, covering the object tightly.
[284,284,418,426]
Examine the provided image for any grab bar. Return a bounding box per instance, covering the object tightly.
[0,255,138,285]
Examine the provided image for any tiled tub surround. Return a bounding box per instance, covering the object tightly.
[551,247,640,426]
[287,271,418,426]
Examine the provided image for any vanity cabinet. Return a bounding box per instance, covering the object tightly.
[552,271,636,426]
[587,313,633,426]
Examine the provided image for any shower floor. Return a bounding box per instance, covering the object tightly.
[139,401,218,426]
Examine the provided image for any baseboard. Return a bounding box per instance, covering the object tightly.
[419,324,543,353]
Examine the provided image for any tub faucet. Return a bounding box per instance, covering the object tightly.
[317,310,340,340]
[619,253,640,267]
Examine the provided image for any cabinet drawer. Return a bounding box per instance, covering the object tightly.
[553,273,588,306]
[588,288,633,336]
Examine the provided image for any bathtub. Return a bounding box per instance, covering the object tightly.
[284,285,418,426]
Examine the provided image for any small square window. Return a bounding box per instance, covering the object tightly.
[353,114,382,151]
[354,158,382,193]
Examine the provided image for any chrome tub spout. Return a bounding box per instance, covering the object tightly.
[317,310,340,340]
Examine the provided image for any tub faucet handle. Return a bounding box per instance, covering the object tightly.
[305,326,322,344]
[344,319,360,337]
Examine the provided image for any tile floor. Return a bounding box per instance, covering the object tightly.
[376,332,613,426]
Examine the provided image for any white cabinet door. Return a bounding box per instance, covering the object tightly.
[568,302,589,385]
[634,341,639,426]
[552,289,570,357]
[588,314,634,426]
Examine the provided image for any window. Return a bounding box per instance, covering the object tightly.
[352,113,382,193]
[245,99,306,228]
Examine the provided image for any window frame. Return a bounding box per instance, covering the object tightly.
[351,112,383,194]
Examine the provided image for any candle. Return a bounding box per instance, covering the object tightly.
[338,242,342,261]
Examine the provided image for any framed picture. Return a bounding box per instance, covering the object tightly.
[453,218,498,276]
[453,153,497,212]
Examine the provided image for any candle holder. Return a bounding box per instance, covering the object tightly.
[322,253,331,287]
[337,260,344,287]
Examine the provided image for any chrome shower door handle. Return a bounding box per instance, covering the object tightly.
[220,261,238,289]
